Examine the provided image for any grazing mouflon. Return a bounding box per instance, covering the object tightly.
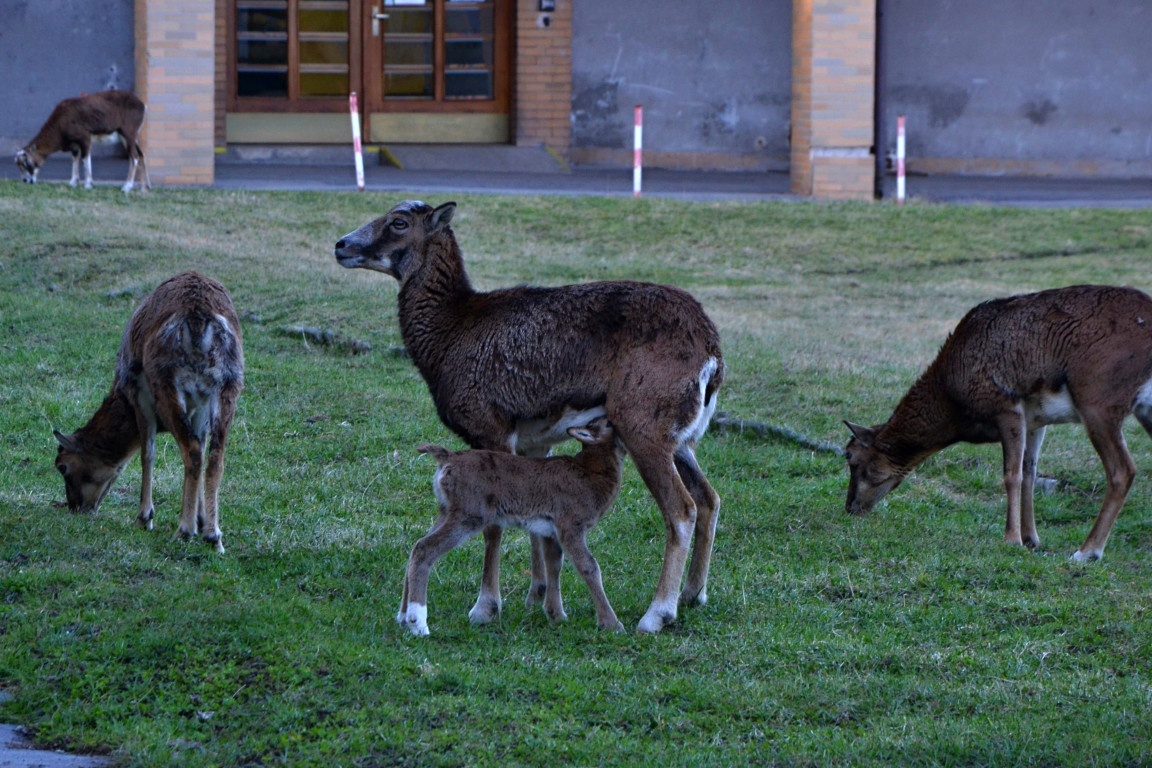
[845,284,1152,561]
[54,272,243,551]
[15,90,150,193]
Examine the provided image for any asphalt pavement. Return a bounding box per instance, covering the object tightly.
[4,154,1152,207]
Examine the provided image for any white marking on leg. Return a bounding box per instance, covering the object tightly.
[1071,548,1103,563]
[404,603,430,636]
[637,520,692,633]
[638,595,678,634]
[123,157,137,193]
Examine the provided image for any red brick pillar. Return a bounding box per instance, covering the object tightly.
[791,0,876,200]
[135,0,216,186]
[514,0,572,159]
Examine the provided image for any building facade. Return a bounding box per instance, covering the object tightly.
[1,0,1148,199]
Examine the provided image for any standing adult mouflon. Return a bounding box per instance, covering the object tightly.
[334,200,724,634]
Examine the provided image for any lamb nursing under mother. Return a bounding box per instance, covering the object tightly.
[334,200,724,634]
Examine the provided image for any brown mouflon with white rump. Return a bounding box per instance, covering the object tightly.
[335,200,723,634]
[400,417,626,636]
[845,284,1152,561]
[54,272,243,552]
[15,90,150,193]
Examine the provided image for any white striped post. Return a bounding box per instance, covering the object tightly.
[633,105,643,197]
[896,114,906,205]
[350,91,365,192]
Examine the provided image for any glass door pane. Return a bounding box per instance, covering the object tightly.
[444,1,493,100]
[382,1,434,99]
[237,0,289,97]
[299,0,350,97]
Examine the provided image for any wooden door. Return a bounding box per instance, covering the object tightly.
[227,0,509,143]
[361,0,510,143]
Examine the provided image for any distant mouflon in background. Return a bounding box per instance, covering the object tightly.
[335,200,723,634]
[845,284,1152,561]
[54,272,243,552]
[15,89,150,193]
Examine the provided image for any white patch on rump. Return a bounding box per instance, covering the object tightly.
[674,357,720,445]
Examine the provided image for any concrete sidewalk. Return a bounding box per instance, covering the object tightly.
[5,154,1152,207]
[0,692,111,768]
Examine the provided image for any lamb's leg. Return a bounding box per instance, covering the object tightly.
[540,536,567,622]
[559,529,623,632]
[524,534,548,607]
[517,444,551,608]
[403,515,475,636]
[468,525,503,624]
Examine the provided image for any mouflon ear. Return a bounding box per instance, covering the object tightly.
[844,421,876,448]
[53,429,79,453]
[568,416,612,444]
[429,201,457,231]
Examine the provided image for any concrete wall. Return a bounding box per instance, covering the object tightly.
[0,0,135,154]
[571,0,792,170]
[884,0,1152,177]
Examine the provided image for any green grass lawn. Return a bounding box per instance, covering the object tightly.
[2,182,1152,767]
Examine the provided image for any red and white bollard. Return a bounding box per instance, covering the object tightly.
[895,114,906,205]
[350,92,365,192]
[633,105,643,197]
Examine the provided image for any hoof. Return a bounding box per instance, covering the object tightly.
[1071,548,1103,562]
[544,606,568,623]
[637,610,676,635]
[679,587,707,607]
[203,533,225,554]
[401,604,429,636]
[637,596,678,634]
[524,582,547,608]
[468,594,501,625]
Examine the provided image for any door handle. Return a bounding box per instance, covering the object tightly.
[371,6,390,36]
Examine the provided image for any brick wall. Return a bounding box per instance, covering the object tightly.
[513,0,571,158]
[215,0,227,149]
[135,0,216,186]
[791,0,876,200]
